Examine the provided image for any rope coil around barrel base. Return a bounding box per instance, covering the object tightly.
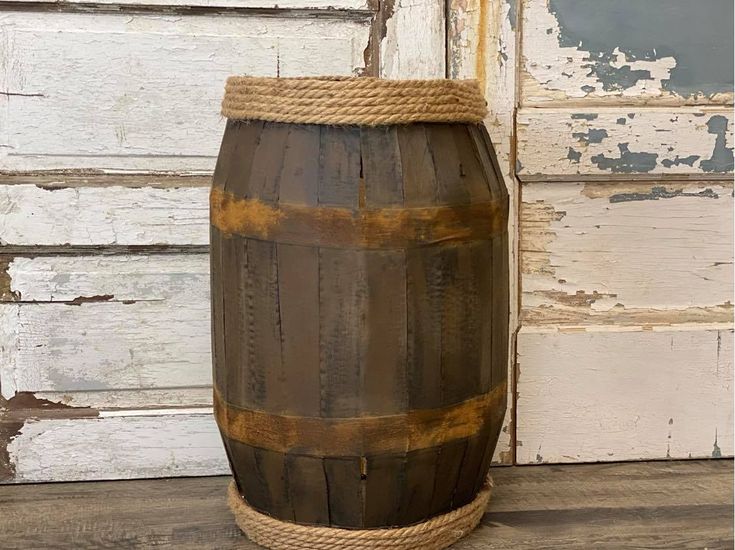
[227,478,492,550]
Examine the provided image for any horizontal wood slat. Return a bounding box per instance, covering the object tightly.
[1,410,228,483]
[516,326,733,464]
[516,108,734,179]
[521,0,733,106]
[0,12,369,172]
[0,183,209,247]
[0,254,211,405]
[520,181,734,327]
[1,0,373,9]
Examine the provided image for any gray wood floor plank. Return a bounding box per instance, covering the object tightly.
[0,460,731,549]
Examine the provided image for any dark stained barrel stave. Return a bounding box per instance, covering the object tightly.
[211,120,509,529]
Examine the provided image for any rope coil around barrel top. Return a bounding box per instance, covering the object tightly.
[227,478,493,550]
[221,77,488,126]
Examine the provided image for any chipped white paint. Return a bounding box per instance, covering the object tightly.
[380,0,445,79]
[517,108,734,178]
[0,12,369,171]
[448,0,517,464]
[0,184,209,246]
[7,254,209,302]
[0,254,211,404]
[1,300,211,400]
[516,327,734,463]
[521,182,734,325]
[520,0,733,106]
[35,388,214,410]
[14,0,370,7]
[522,0,676,104]
[6,411,228,482]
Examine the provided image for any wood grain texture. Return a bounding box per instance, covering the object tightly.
[379,0,445,79]
[2,410,229,483]
[516,327,733,464]
[0,183,209,246]
[211,121,509,527]
[521,181,734,327]
[516,108,734,178]
[215,382,506,456]
[0,12,369,172]
[521,0,734,106]
[447,0,517,465]
[0,256,212,409]
[0,460,730,549]
[7,0,372,7]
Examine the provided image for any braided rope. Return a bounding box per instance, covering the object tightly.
[221,76,487,126]
[227,478,492,550]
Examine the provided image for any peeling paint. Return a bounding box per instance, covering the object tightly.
[661,155,700,168]
[517,109,734,176]
[591,143,657,173]
[570,113,597,121]
[505,0,517,30]
[609,186,718,204]
[67,294,114,306]
[0,259,20,301]
[566,147,581,163]
[712,431,722,458]
[572,128,608,145]
[362,0,395,76]
[521,181,733,326]
[700,115,734,173]
[539,0,734,98]
[1,392,95,481]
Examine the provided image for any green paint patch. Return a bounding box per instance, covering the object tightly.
[609,186,719,203]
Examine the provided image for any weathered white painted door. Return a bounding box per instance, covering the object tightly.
[1,0,732,483]
[511,0,734,463]
[0,0,454,482]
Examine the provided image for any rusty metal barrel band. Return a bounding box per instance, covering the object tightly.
[210,186,508,249]
[214,381,507,457]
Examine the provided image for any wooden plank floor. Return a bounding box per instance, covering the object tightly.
[0,460,731,549]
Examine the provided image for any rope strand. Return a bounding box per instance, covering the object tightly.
[221,77,488,126]
[227,478,492,550]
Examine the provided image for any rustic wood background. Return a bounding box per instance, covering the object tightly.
[0,0,732,482]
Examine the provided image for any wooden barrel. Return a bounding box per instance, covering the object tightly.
[211,113,508,529]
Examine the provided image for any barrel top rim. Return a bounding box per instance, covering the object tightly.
[221,76,488,126]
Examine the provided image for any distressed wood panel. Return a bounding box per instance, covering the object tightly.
[517,108,734,178]
[0,254,211,407]
[521,181,734,326]
[0,12,369,171]
[448,0,517,465]
[516,327,734,464]
[12,0,371,7]
[29,388,214,410]
[521,0,734,106]
[0,183,209,246]
[379,0,445,79]
[1,410,228,483]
